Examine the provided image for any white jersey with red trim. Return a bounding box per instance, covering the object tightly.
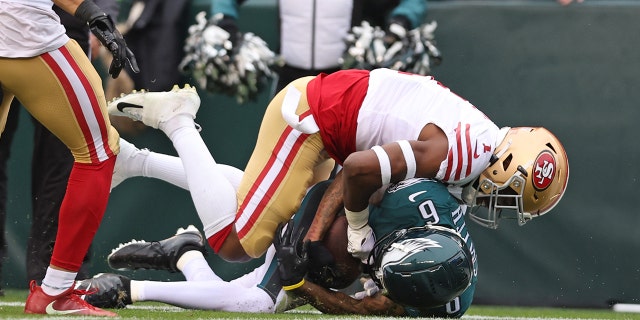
[0,0,69,58]
[356,68,500,186]
[307,68,500,186]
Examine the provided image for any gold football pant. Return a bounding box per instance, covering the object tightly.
[0,40,119,163]
[0,40,119,270]
[235,76,332,258]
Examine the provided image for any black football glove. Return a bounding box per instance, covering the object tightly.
[273,219,309,290]
[75,0,140,78]
[307,241,346,289]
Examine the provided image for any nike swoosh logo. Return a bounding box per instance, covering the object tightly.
[408,191,426,202]
[473,141,480,159]
[117,102,143,113]
[45,301,85,315]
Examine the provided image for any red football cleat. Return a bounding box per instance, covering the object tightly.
[24,280,117,317]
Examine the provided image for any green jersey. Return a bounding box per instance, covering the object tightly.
[369,178,478,318]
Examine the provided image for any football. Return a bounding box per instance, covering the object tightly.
[321,214,362,288]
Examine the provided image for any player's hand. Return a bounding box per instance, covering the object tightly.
[307,241,344,288]
[347,224,375,263]
[89,15,139,78]
[75,0,139,78]
[351,277,380,300]
[273,219,309,290]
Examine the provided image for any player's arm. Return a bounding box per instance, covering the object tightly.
[343,123,447,212]
[54,0,139,78]
[53,0,84,13]
[302,172,349,277]
[275,219,404,316]
[304,170,344,242]
[290,280,406,316]
[341,125,447,258]
[342,138,446,212]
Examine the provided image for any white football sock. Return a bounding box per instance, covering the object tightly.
[162,115,237,237]
[114,138,189,190]
[112,138,150,190]
[132,280,274,312]
[41,267,76,296]
[176,251,221,282]
[143,152,189,190]
[133,247,277,311]
[118,145,244,192]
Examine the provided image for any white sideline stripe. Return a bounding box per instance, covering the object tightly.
[462,317,612,320]
[613,303,640,313]
[127,305,185,311]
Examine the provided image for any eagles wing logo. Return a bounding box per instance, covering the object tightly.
[533,151,556,191]
[392,238,442,253]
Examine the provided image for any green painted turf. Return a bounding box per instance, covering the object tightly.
[1,289,639,319]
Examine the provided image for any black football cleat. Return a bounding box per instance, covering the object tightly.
[75,273,132,309]
[108,225,206,273]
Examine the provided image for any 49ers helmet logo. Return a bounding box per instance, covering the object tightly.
[533,151,556,190]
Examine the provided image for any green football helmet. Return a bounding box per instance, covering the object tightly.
[368,225,473,309]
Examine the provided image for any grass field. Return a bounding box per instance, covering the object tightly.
[1,289,639,319]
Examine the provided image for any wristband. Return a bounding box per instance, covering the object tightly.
[397,140,416,179]
[282,279,305,291]
[371,146,391,185]
[345,207,369,230]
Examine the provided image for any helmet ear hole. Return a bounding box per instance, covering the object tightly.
[501,154,512,171]
[489,154,499,166]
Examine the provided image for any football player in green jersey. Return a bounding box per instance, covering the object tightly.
[277,178,477,317]
[78,178,476,317]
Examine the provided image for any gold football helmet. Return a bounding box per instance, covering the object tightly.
[463,127,569,228]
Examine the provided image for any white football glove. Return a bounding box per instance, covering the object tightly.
[347,224,376,263]
[351,277,380,300]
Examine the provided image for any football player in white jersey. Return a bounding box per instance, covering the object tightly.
[0,0,137,316]
[107,68,569,265]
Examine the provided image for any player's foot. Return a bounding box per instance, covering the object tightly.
[24,280,117,317]
[112,138,149,191]
[75,273,132,309]
[108,225,205,273]
[108,84,200,129]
